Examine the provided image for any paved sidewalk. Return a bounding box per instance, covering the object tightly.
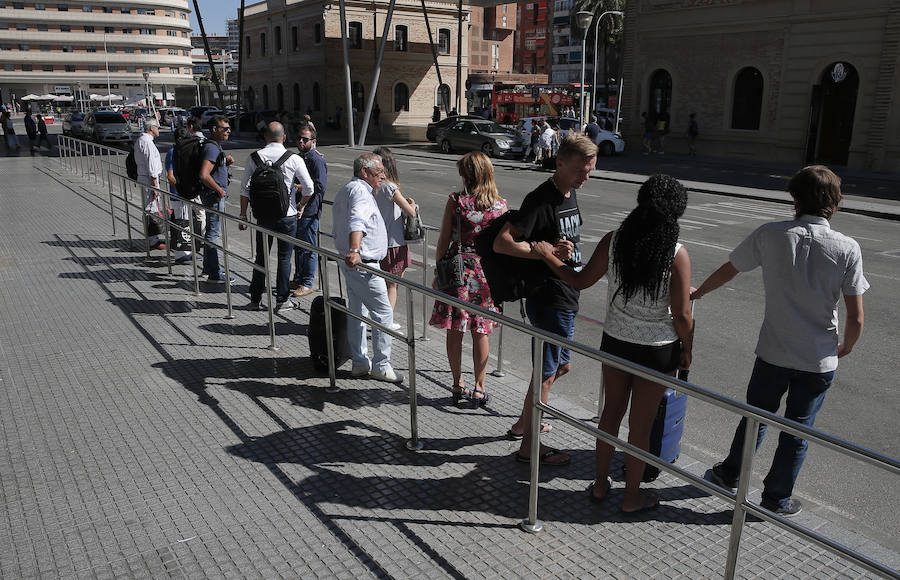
[0,156,897,578]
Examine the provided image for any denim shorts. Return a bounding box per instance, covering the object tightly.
[525,299,576,379]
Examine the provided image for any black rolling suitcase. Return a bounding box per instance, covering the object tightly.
[308,295,349,371]
[540,155,557,171]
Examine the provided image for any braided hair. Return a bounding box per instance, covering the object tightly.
[612,174,687,304]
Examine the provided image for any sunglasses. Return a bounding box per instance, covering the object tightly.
[298,136,314,143]
[215,126,231,132]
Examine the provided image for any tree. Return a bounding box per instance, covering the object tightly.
[576,0,625,107]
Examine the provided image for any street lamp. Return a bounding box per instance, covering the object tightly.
[575,11,593,131]
[194,75,202,107]
[142,72,150,112]
[590,11,623,115]
[75,81,83,113]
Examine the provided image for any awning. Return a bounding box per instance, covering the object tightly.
[20,94,40,101]
[37,93,57,100]
[152,92,175,100]
[53,95,74,102]
[90,93,124,102]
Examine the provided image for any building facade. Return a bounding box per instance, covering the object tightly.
[513,0,549,77]
[226,17,239,55]
[0,0,193,108]
[467,3,515,112]
[242,0,468,127]
[549,0,580,84]
[622,0,900,170]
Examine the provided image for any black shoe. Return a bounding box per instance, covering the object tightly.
[708,462,738,490]
[760,497,802,517]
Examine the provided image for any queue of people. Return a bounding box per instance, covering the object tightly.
[135,120,867,517]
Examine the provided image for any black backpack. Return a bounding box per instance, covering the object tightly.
[248,150,294,222]
[125,148,138,179]
[474,210,540,308]
[173,135,208,199]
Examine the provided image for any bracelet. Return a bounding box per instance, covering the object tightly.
[348,248,361,254]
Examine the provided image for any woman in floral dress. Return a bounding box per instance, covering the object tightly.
[429,151,507,408]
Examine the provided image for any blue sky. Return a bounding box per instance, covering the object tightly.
[188,0,243,36]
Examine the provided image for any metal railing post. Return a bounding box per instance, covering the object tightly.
[221,217,234,320]
[107,174,116,236]
[122,176,134,249]
[419,228,430,341]
[322,257,339,393]
[491,324,506,377]
[261,231,278,350]
[520,339,545,534]
[162,191,173,276]
[142,183,151,260]
[724,417,758,579]
[189,214,201,296]
[405,286,423,451]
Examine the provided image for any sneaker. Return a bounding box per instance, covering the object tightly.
[708,462,738,490]
[150,241,167,251]
[173,253,193,265]
[760,498,802,517]
[391,321,402,331]
[351,363,371,378]
[207,273,235,285]
[371,365,404,384]
[292,286,315,297]
[247,301,263,311]
[274,298,300,313]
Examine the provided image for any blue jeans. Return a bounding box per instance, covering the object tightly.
[293,215,319,288]
[340,263,393,371]
[249,217,297,303]
[202,195,227,277]
[525,298,576,379]
[720,357,834,508]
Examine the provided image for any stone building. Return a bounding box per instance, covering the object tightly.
[622,0,900,170]
[241,0,469,127]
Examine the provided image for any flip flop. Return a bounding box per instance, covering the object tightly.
[515,448,571,467]
[621,491,660,515]
[587,477,613,504]
[505,423,552,440]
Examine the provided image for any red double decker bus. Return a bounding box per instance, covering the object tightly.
[491,83,579,125]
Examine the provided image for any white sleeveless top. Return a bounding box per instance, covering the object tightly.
[604,233,682,346]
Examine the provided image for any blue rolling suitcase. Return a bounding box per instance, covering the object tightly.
[642,385,688,482]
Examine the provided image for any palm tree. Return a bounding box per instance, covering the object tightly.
[576,0,625,108]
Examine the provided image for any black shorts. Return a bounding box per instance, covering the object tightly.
[600,333,681,374]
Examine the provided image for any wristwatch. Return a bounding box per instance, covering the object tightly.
[348,248,361,255]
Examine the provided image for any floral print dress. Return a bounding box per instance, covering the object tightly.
[429,191,507,334]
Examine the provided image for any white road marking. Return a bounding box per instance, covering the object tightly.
[691,204,774,220]
[853,236,882,242]
[865,271,900,281]
[683,212,742,225]
[877,249,900,258]
[680,238,733,252]
[718,201,794,216]
[678,217,722,228]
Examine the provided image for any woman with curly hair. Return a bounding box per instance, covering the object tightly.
[429,151,508,408]
[532,173,693,513]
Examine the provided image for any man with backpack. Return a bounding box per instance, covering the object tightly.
[134,118,165,251]
[239,122,314,312]
[493,132,598,467]
[197,115,235,283]
[291,120,327,298]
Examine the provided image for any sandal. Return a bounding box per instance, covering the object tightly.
[505,423,552,440]
[515,447,571,467]
[587,477,613,504]
[470,387,490,409]
[621,491,660,515]
[451,385,470,407]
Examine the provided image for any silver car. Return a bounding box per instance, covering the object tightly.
[438,120,524,158]
[62,112,85,137]
[82,111,132,145]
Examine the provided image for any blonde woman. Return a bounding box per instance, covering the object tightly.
[429,151,508,408]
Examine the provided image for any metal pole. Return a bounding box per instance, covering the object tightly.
[455,0,463,113]
[419,228,429,341]
[190,211,200,296]
[162,191,173,276]
[237,1,245,119]
[108,176,116,236]
[520,338,545,534]
[580,33,587,130]
[322,258,340,393]
[262,230,278,350]
[358,0,396,147]
[192,0,226,110]
[420,0,449,115]
[614,78,624,134]
[123,176,133,249]
[724,417,759,578]
[221,217,234,319]
[405,288,423,451]
[491,324,505,376]
[338,0,356,146]
[591,18,600,114]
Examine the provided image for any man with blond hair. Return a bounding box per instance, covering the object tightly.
[495,132,598,466]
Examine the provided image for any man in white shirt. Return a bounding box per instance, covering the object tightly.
[134,118,164,250]
[331,153,403,384]
[239,122,314,312]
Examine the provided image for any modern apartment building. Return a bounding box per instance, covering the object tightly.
[0,0,194,108]
[549,0,579,84]
[226,17,239,55]
[241,0,468,126]
[513,0,549,78]
[466,3,515,112]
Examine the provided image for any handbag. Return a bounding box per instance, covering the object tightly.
[434,193,465,291]
[403,208,425,241]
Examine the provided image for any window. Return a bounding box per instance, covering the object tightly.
[120,5,129,13]
[62,45,72,52]
[166,30,177,36]
[126,65,135,72]
[15,23,27,30]
[4,64,14,71]
[292,26,298,51]
[39,44,49,51]
[312,82,320,111]
[86,45,96,52]
[140,48,154,54]
[122,28,131,34]
[36,2,46,8]
[276,83,284,109]
[101,5,110,12]
[57,3,68,10]
[106,45,115,53]
[168,48,177,55]
[314,22,322,44]
[123,47,134,53]
[88,65,98,72]
[22,64,32,71]
[275,25,282,53]
[18,44,29,51]
[43,64,53,71]
[349,21,362,49]
[60,24,70,31]
[352,81,364,110]
[247,86,255,109]
[262,85,269,109]
[394,83,409,112]
[293,83,300,111]
[12,1,23,7]
[260,32,266,56]
[108,65,117,72]
[395,25,408,52]
[438,29,451,54]
[731,66,763,130]
[83,25,93,32]
[104,26,113,33]
[82,4,91,12]
[245,35,251,57]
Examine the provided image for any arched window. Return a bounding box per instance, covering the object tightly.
[395,25,408,52]
[394,83,409,112]
[262,85,269,109]
[293,83,300,111]
[312,82,320,111]
[731,67,763,130]
[246,86,255,110]
[352,81,364,111]
[648,68,672,121]
[276,83,284,110]
[437,84,450,111]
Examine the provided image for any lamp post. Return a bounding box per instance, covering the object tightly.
[75,81,83,113]
[194,75,202,107]
[142,72,150,112]
[590,10,623,115]
[575,10,593,130]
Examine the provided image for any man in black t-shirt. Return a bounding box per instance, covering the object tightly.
[494,132,598,467]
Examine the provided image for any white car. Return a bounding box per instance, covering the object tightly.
[556,116,625,156]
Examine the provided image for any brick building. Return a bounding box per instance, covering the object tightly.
[622,0,900,170]
[467,3,516,111]
[513,0,549,77]
[241,0,469,127]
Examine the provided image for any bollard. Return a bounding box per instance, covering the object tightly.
[405,287,423,451]
[520,339,545,534]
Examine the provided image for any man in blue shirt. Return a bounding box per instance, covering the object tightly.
[332,153,403,384]
[198,115,235,283]
[291,121,327,297]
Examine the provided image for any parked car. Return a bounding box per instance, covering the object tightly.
[62,112,85,137]
[554,116,625,156]
[82,111,132,145]
[426,114,483,142]
[159,108,188,128]
[199,109,226,128]
[190,105,219,120]
[438,119,524,158]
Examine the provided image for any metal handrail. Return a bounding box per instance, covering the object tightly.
[53,136,900,580]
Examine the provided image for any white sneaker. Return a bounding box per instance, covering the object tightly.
[351,362,371,378]
[391,322,402,331]
[371,365,404,384]
[274,298,300,313]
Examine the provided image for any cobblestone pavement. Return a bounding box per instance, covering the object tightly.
[0,155,897,579]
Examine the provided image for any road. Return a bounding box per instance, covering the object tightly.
[212,143,899,549]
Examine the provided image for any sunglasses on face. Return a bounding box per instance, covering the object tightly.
[298,136,314,143]
[215,126,231,132]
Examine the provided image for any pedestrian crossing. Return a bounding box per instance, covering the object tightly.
[588,199,794,233]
